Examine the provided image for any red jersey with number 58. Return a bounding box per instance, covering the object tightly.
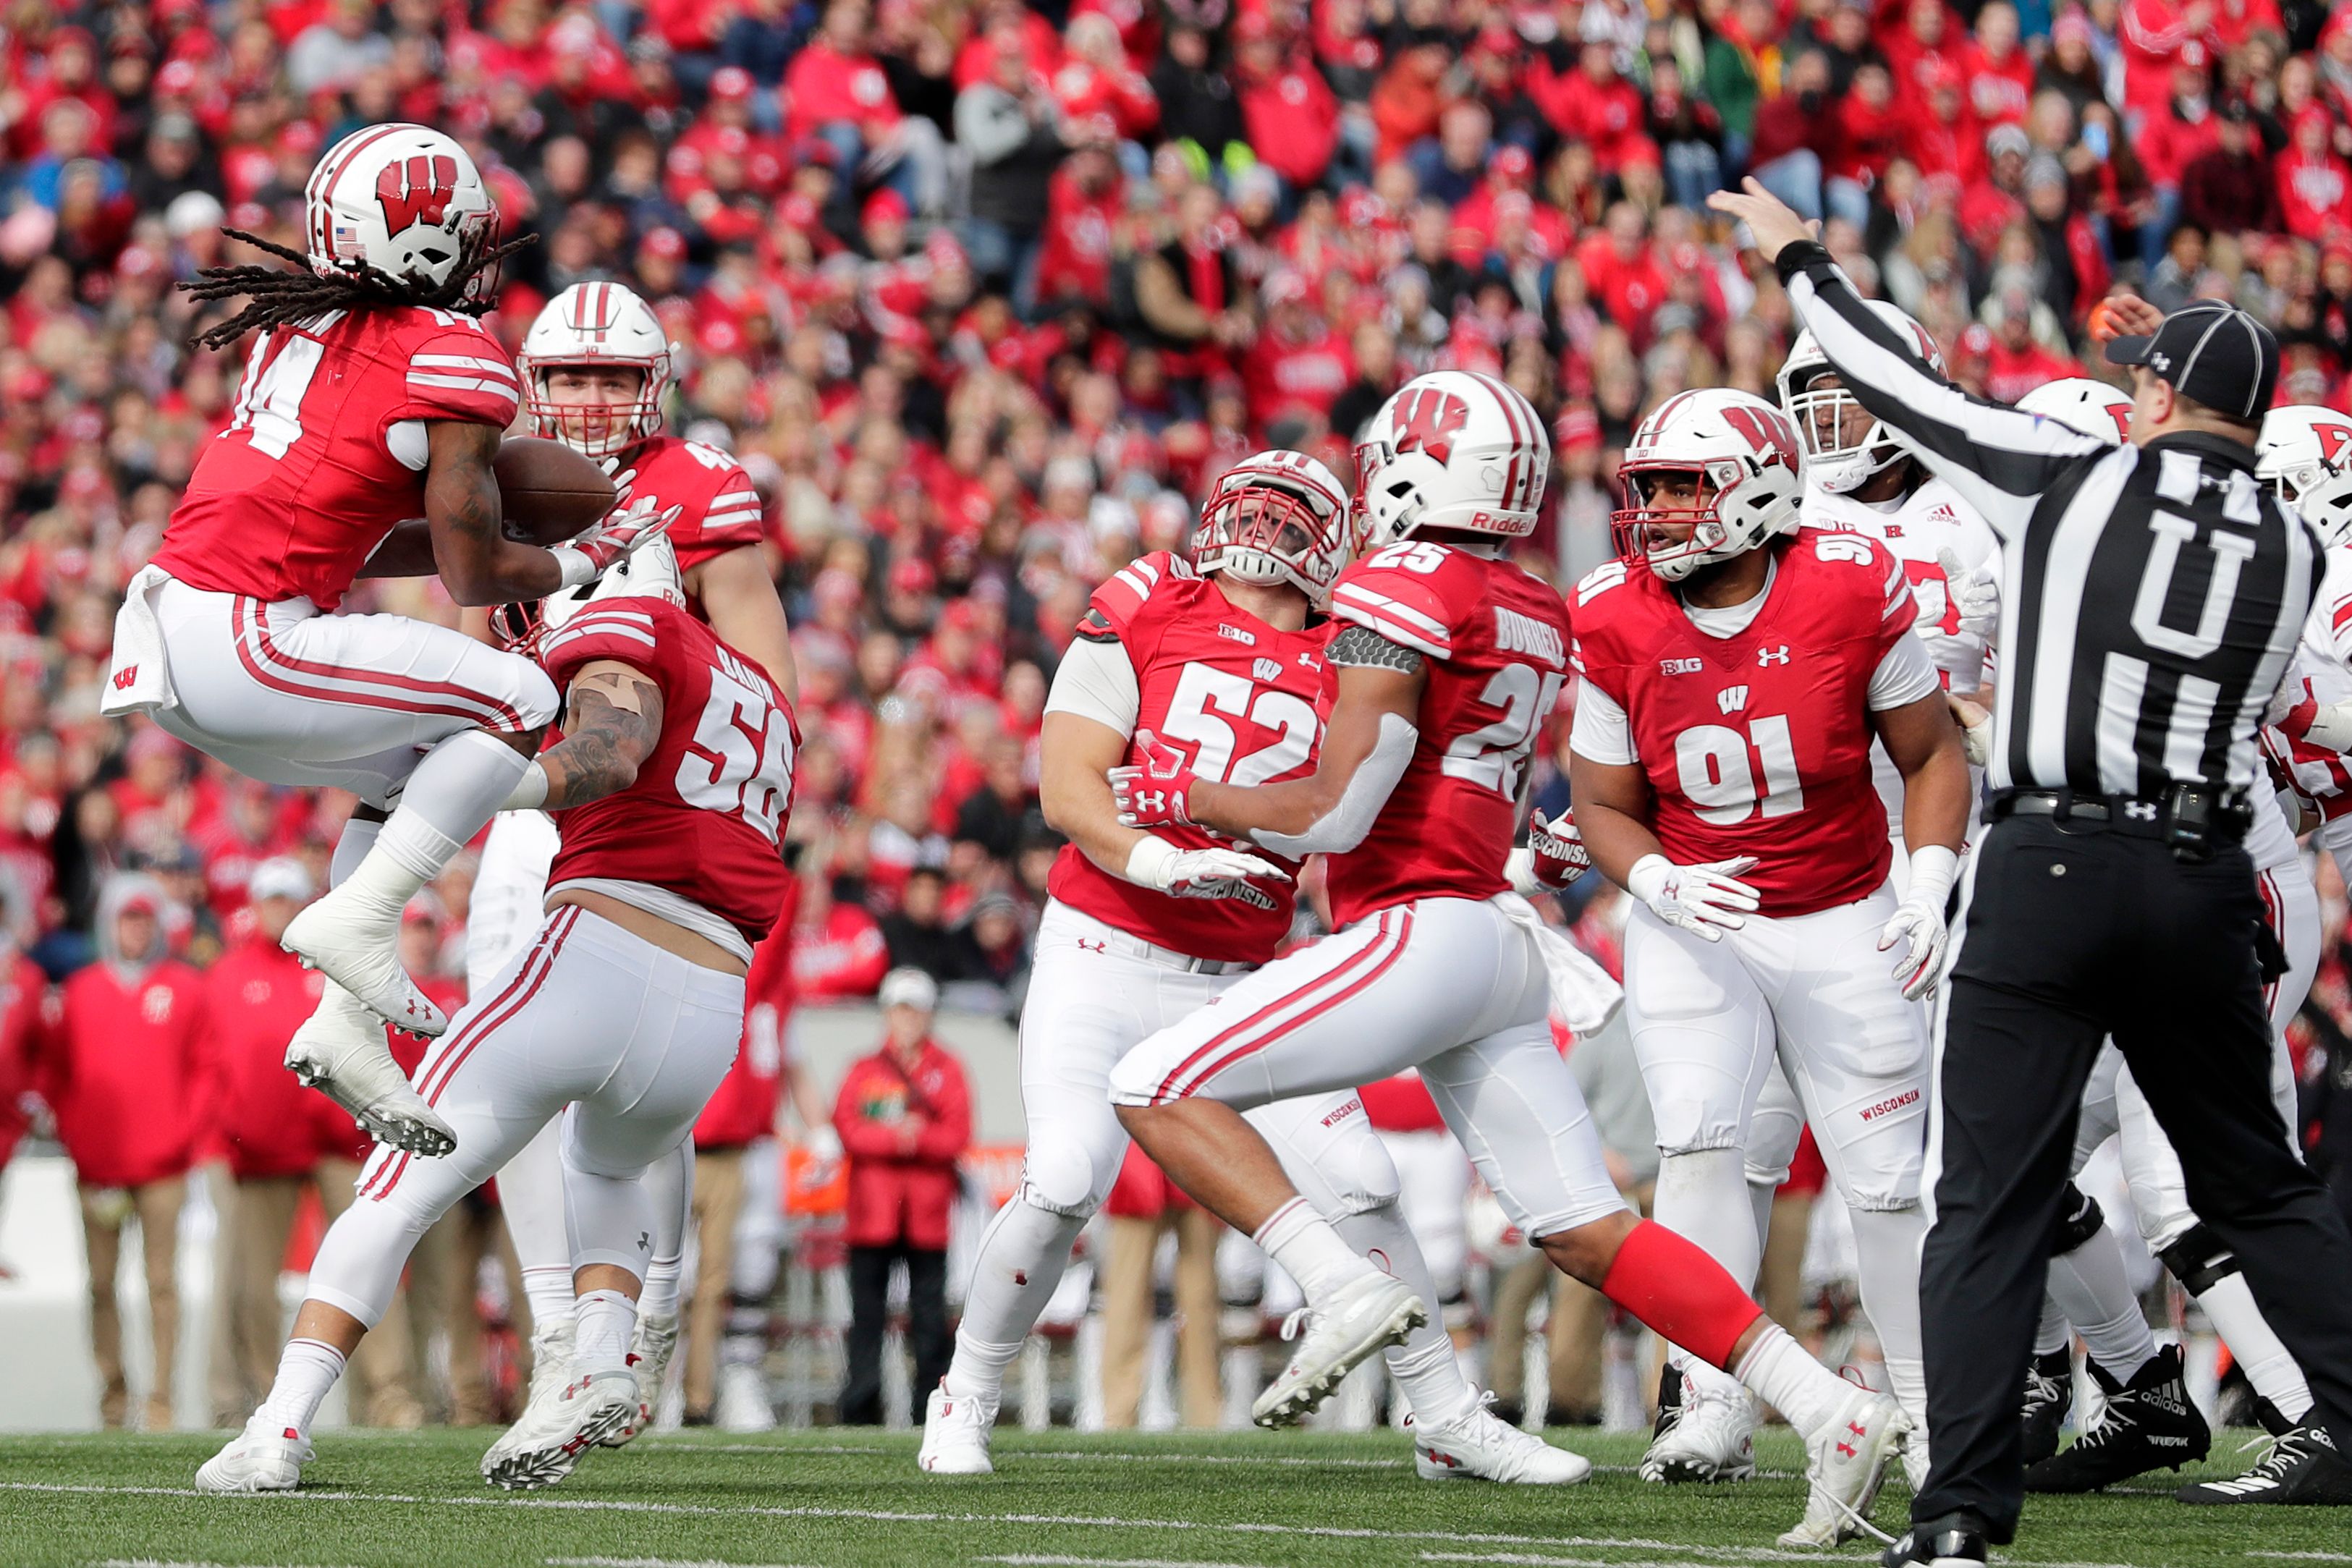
[1046,552,1333,965]
[153,306,520,611]
[541,598,798,946]
[1324,542,1571,929]
[1570,530,1914,917]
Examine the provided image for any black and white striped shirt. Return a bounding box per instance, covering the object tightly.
[1780,244,2319,799]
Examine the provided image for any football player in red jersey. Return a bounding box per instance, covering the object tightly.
[199,536,798,1495]
[467,280,800,1438]
[919,452,1585,1485]
[100,125,666,1160]
[1111,373,1909,1541]
[1568,390,1970,1529]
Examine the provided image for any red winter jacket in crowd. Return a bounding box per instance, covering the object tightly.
[1034,164,1124,308]
[1238,56,1341,190]
[205,940,329,1180]
[2120,0,2217,117]
[1984,339,2084,403]
[792,901,891,999]
[0,951,43,1172]
[2279,148,2352,242]
[697,879,800,1149]
[782,39,901,140]
[37,959,214,1189]
[834,1036,971,1250]
[1540,64,1656,171]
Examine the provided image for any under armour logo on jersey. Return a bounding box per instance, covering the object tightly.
[638,1231,651,1250]
[1253,658,1282,682]
[1757,645,1790,666]
[1075,938,1107,954]
[2125,800,2159,820]
[1298,652,1321,669]
[376,153,461,235]
[1718,685,1749,714]
[1391,384,1471,465]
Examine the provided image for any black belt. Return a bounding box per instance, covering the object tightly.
[1987,785,2251,857]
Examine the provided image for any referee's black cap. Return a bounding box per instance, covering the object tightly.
[2104,300,2279,420]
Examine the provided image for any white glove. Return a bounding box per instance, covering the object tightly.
[549,496,679,590]
[1125,836,1291,901]
[1625,852,1759,941]
[1937,547,2000,641]
[1877,844,1960,1001]
[805,1122,843,1163]
[1947,691,1992,767]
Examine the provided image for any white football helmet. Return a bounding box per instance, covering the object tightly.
[520,283,676,459]
[1352,370,1549,549]
[492,532,685,658]
[2015,376,2133,441]
[1613,389,1805,582]
[304,123,497,301]
[1193,449,1353,606]
[1777,302,1945,494]
[2257,404,2352,548]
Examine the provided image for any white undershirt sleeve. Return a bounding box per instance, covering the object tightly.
[1569,682,1639,764]
[1044,633,1141,737]
[1866,629,1942,711]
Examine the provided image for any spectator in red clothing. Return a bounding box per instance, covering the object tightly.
[1576,202,1672,349]
[791,869,889,999]
[1233,17,1340,195]
[0,929,42,1182]
[1241,268,1355,433]
[1545,40,1657,176]
[1748,48,1839,222]
[1958,1,2036,128]
[2279,106,2352,242]
[33,873,212,1430]
[1981,283,2084,401]
[834,967,971,1423]
[1830,62,1906,228]
[1033,137,1123,310]
[2120,0,2219,119]
[2182,98,2284,238]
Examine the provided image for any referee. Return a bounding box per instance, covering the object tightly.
[1712,183,2352,1564]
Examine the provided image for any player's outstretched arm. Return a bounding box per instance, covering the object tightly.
[423,420,570,606]
[535,658,666,809]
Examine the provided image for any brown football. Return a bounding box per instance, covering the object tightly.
[495,436,615,545]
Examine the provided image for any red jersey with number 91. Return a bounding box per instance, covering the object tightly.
[1570,529,1915,918]
[155,307,522,612]
[1046,553,1333,965]
[540,598,798,946]
[1324,542,1570,929]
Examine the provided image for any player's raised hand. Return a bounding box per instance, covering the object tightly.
[1937,547,2000,641]
[1705,178,1818,263]
[2087,292,2165,342]
[551,498,680,589]
[1110,728,1201,828]
[1626,853,1760,941]
[1507,808,1591,895]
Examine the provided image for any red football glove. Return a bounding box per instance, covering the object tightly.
[551,497,680,590]
[1110,728,1200,828]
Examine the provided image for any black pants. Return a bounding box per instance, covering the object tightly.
[838,1243,950,1426]
[1916,815,2352,1540]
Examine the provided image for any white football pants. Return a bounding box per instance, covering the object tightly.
[309,907,741,1328]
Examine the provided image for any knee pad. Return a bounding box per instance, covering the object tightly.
[1287,1118,1400,1219]
[1018,1138,1115,1219]
[2051,1183,2106,1257]
[2156,1222,2240,1295]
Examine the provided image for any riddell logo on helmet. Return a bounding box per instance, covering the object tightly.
[377,154,462,235]
[1392,386,1471,465]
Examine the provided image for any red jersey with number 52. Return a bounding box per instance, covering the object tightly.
[1046,552,1333,965]
[541,598,798,946]
[155,306,520,612]
[1570,530,1914,917]
[1324,542,1570,929]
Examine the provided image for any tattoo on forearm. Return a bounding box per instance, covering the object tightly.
[540,674,664,808]
[1328,625,1425,674]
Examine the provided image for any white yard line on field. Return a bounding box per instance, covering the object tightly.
[1421,1548,2151,1568]
[546,1556,826,1567]
[973,1555,1283,1567]
[93,1560,360,1568]
[641,1442,1409,1469]
[2244,1555,2352,1562]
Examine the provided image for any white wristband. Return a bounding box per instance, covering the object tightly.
[1904,843,1960,907]
[501,760,550,812]
[549,545,596,590]
[1625,853,1672,907]
[1123,835,1180,891]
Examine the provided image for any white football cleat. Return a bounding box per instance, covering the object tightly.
[1780,1384,1911,1548]
[481,1368,637,1491]
[283,893,449,1038]
[1251,1273,1426,1429]
[1411,1393,1593,1484]
[601,1310,677,1447]
[1639,1369,1758,1483]
[283,988,454,1158]
[195,1413,313,1493]
[918,1382,998,1474]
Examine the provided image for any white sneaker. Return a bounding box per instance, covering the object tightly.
[284,989,454,1157]
[714,1360,775,1432]
[1411,1393,1592,1484]
[481,1367,637,1491]
[528,1316,576,1409]
[195,1413,313,1493]
[918,1383,998,1474]
[601,1311,677,1448]
[1780,1384,1911,1548]
[284,892,449,1038]
[1639,1370,1758,1483]
[1251,1272,1426,1429]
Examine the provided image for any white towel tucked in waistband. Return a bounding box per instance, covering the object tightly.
[98,564,178,716]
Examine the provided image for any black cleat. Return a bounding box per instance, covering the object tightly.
[2018,1348,2073,1467]
[1649,1360,1682,1443]
[2177,1423,2352,1505]
[2023,1344,2209,1493]
[1882,1513,1989,1566]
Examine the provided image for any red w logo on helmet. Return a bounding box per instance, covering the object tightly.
[1392,386,1471,465]
[1721,402,1801,470]
[2319,423,2352,466]
[376,155,462,236]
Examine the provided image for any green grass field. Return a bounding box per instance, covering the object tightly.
[0,1426,2340,1568]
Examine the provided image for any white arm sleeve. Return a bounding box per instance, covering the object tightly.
[1250,712,1420,858]
[1568,682,1639,764]
[1867,631,1942,711]
[1044,634,1141,737]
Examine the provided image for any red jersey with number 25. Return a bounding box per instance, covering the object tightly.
[155,307,521,611]
[1570,530,1914,918]
[1046,552,1333,965]
[541,598,798,945]
[1324,541,1571,930]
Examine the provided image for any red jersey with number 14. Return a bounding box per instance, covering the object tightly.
[541,598,798,945]
[155,306,521,611]
[1324,541,1571,929]
[1046,552,1333,965]
[1570,529,1915,917]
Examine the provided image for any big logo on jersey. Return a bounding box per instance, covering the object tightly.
[377,155,462,235]
[1392,386,1470,465]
